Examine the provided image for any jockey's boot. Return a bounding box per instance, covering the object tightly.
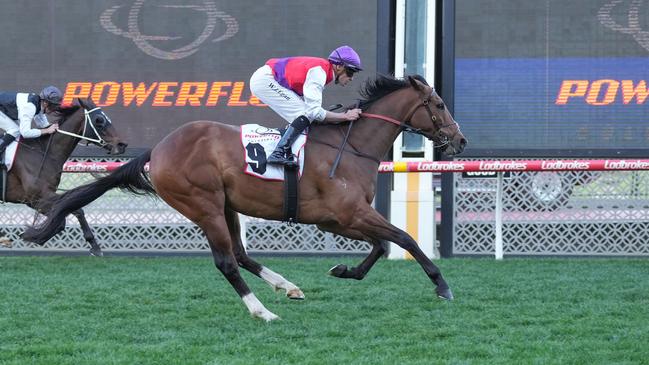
[267,116,310,166]
[0,134,16,168]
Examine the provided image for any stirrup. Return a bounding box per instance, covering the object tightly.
[267,150,296,166]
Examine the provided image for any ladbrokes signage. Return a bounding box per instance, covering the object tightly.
[0,0,377,152]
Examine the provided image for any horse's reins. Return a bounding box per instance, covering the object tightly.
[322,95,459,170]
[361,95,459,148]
[33,107,106,181]
[328,101,360,178]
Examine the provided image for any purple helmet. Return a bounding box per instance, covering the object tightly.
[328,45,363,72]
[39,86,63,105]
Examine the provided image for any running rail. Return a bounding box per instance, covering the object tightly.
[62,159,649,173]
[61,158,649,261]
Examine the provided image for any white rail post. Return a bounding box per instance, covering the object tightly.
[494,172,504,260]
[389,0,437,260]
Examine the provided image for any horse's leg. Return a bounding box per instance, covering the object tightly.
[31,198,91,253]
[0,233,11,248]
[71,209,103,257]
[155,183,279,321]
[328,241,386,280]
[225,207,304,300]
[198,214,279,321]
[348,205,453,300]
[27,195,67,247]
[316,223,386,280]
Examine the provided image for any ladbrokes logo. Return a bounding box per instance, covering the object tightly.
[100,0,238,60]
[63,81,266,107]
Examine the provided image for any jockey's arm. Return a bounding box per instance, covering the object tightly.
[302,67,328,123]
[303,67,361,124]
[16,96,44,138]
[323,109,362,123]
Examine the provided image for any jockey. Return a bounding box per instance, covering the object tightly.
[250,45,364,165]
[0,86,61,158]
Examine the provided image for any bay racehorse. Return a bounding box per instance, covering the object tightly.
[2,98,126,255]
[23,75,466,321]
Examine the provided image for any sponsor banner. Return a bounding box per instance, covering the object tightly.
[462,171,512,179]
[63,159,649,173]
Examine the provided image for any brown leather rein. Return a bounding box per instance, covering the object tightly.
[310,94,458,167]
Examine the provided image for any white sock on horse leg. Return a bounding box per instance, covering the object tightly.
[241,293,279,322]
[260,267,299,292]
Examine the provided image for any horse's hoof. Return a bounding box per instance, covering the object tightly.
[328,264,348,277]
[89,248,104,257]
[0,236,12,248]
[253,310,280,322]
[287,288,305,300]
[436,287,454,301]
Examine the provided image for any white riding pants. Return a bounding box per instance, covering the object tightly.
[249,65,308,124]
[0,111,20,138]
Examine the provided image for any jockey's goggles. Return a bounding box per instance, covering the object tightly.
[345,66,361,77]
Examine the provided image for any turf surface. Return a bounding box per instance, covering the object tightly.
[1,256,647,364]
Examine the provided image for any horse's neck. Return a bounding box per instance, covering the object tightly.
[350,91,413,160]
[46,111,84,167]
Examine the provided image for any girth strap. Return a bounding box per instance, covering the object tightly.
[283,164,299,224]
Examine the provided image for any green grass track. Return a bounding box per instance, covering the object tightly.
[1,256,648,364]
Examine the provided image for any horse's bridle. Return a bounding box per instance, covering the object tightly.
[56,107,111,146]
[360,92,460,148]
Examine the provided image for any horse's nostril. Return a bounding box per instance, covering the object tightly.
[460,138,468,147]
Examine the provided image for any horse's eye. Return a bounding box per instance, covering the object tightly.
[95,116,106,127]
[436,103,445,110]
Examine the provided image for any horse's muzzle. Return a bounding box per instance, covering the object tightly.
[109,142,128,155]
[445,137,467,156]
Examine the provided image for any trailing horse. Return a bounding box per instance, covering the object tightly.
[4,98,126,255]
[23,75,466,321]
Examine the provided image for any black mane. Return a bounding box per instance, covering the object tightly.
[58,104,80,116]
[47,104,81,127]
[358,74,428,110]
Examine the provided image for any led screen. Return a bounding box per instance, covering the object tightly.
[455,0,649,154]
[0,0,377,154]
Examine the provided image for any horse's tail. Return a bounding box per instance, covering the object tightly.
[22,149,155,245]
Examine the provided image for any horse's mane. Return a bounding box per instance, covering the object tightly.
[58,104,81,117]
[358,74,428,110]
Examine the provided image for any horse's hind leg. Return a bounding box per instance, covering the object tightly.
[225,207,304,300]
[0,232,12,248]
[156,184,278,321]
[71,209,103,256]
[199,214,279,321]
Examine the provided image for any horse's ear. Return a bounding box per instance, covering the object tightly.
[407,75,424,91]
[77,98,86,109]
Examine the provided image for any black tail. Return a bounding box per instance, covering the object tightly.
[22,149,156,245]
